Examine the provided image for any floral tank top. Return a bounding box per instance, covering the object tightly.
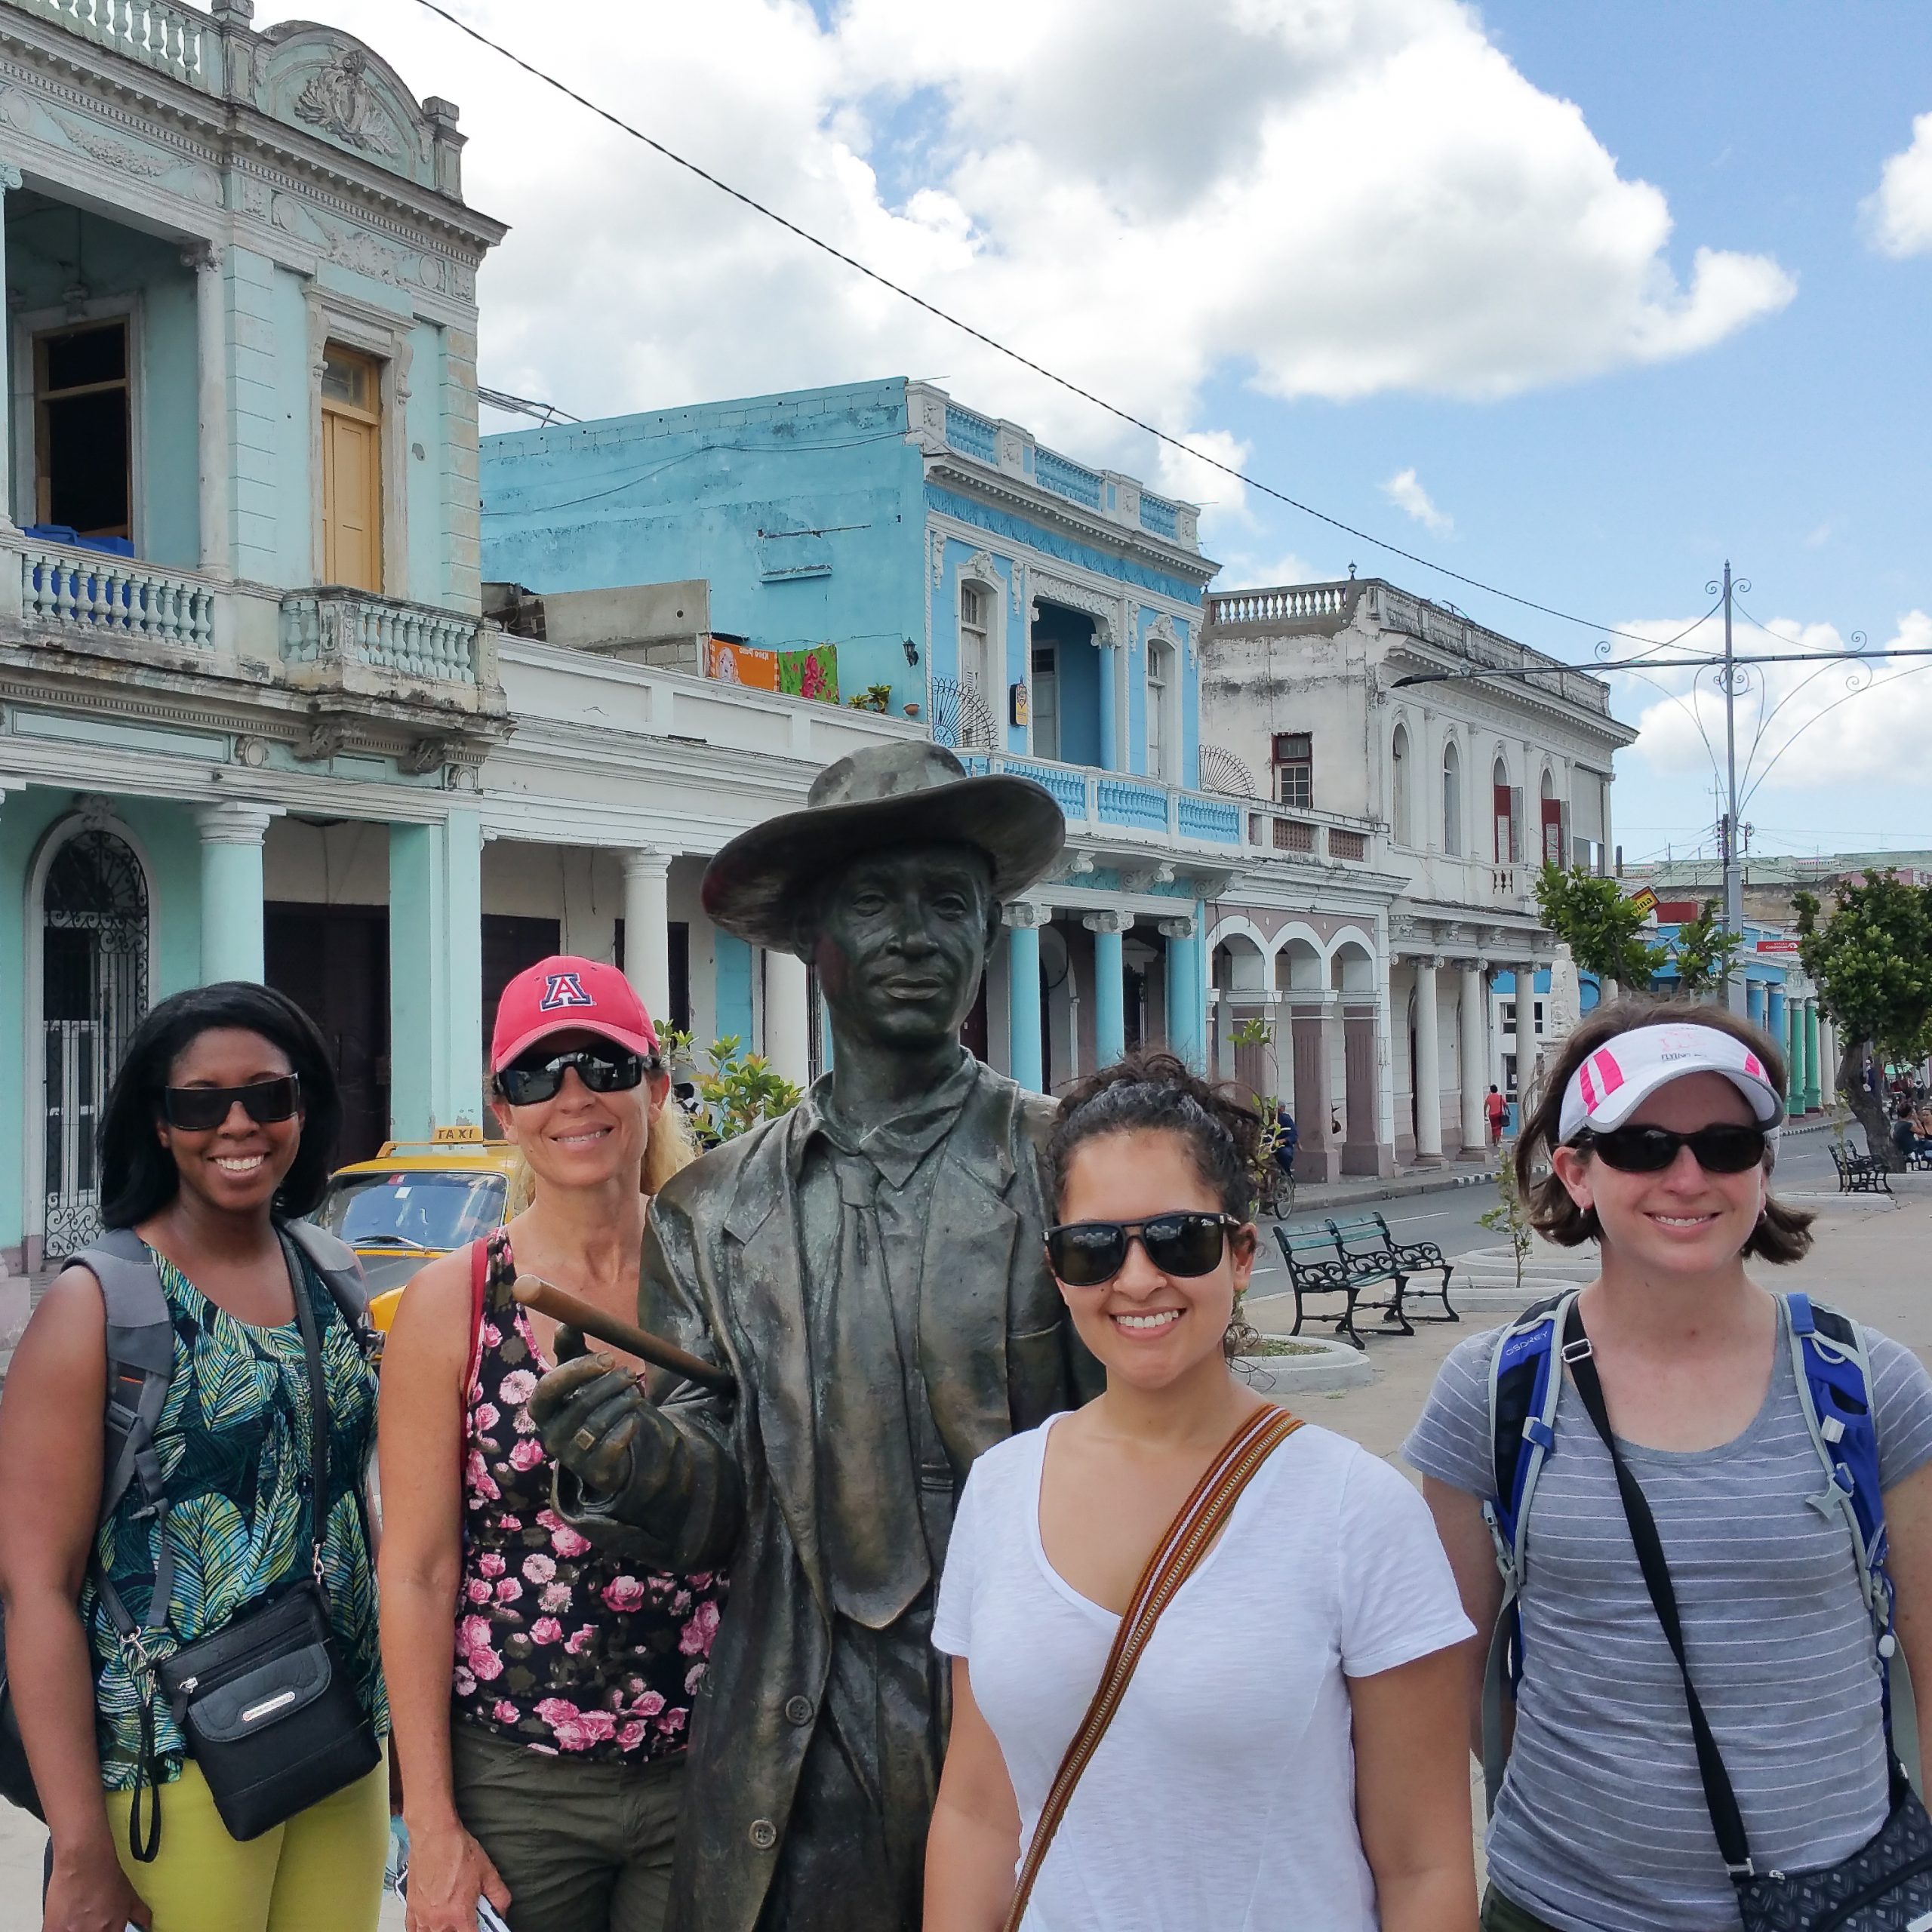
[454,1229,727,1759]
[82,1244,386,1789]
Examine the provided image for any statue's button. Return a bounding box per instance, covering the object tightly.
[749,1819,778,1851]
[784,1696,814,1727]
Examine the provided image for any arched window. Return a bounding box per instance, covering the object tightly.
[1540,767,1562,866]
[1442,740,1462,855]
[1146,635,1176,780]
[955,580,997,748]
[1493,757,1515,863]
[1390,723,1411,845]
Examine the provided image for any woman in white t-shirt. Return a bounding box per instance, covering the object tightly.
[925,1053,1478,1932]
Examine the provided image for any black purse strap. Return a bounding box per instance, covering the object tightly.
[276,1230,332,1586]
[1561,1300,1758,1879]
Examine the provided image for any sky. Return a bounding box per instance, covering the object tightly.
[255,0,1932,866]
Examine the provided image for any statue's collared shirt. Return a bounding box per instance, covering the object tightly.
[794,1049,983,1629]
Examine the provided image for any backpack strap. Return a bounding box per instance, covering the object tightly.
[1480,1290,1577,1816]
[70,1229,174,1532]
[281,1217,370,1325]
[1784,1291,1919,1793]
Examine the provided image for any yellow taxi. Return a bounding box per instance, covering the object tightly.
[312,1124,521,1342]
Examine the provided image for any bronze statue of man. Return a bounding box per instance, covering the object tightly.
[530,743,1102,1932]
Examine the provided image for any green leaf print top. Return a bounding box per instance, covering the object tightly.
[80,1241,389,1789]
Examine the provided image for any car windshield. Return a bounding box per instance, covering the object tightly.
[313,1170,507,1251]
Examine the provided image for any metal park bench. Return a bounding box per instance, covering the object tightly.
[1831,1142,1894,1195]
[1340,1211,1459,1327]
[1272,1221,1380,1349]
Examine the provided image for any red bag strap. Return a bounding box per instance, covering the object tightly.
[1001,1403,1304,1932]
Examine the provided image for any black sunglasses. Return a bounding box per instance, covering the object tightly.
[496,1048,647,1107]
[1574,1122,1768,1175]
[1044,1212,1244,1288]
[162,1075,302,1133]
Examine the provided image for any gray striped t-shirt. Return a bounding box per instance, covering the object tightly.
[1404,1302,1932,1932]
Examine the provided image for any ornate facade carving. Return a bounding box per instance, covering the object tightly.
[294,50,402,158]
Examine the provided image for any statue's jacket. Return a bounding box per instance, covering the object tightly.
[558,1060,1102,1932]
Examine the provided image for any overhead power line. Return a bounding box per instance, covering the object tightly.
[411,0,1722,657]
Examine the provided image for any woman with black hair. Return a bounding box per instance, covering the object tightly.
[0,982,388,1932]
[925,1053,1478,1931]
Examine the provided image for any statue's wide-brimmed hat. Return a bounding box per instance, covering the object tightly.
[703,742,1066,952]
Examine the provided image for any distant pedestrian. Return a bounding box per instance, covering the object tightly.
[926,1053,1478,1931]
[1484,1084,1507,1148]
[378,957,719,1932]
[0,983,387,1932]
[1407,1001,1932,1932]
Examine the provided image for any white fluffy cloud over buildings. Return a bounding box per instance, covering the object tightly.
[259,0,1795,475]
[1866,111,1932,257]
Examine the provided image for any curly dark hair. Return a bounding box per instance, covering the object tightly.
[99,982,342,1229]
[1518,995,1813,1264]
[1049,1051,1263,1220]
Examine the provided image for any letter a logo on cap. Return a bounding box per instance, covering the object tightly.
[540,971,595,1013]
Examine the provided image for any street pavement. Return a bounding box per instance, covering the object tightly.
[0,1124,1903,1927]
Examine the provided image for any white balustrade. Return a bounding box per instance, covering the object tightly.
[281,590,482,685]
[14,0,216,91]
[19,540,215,648]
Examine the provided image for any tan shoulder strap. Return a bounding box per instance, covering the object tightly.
[1002,1403,1304,1930]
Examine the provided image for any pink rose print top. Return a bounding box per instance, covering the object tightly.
[452,1229,728,1760]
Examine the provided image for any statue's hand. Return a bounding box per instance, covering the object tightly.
[529,1339,672,1506]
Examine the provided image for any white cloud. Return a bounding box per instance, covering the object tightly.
[255,0,1796,479]
[1614,609,1932,793]
[1383,466,1452,534]
[1865,112,1932,257]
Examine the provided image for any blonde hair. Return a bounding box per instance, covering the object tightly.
[504,1088,699,1216]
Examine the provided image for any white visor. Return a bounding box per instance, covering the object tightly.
[1558,1023,1786,1144]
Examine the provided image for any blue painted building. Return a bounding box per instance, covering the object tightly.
[482,379,1239,1088]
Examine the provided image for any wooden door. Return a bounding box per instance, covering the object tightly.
[321,345,382,592]
[266,903,389,1163]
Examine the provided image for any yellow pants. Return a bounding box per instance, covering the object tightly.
[105,1757,388,1932]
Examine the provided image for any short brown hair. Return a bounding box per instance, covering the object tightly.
[1516,995,1814,1263]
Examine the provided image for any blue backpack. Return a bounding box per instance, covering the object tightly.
[1481,1289,1916,1814]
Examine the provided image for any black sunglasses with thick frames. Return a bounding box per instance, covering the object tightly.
[496,1048,648,1108]
[162,1074,303,1133]
[1572,1121,1769,1176]
[1044,1212,1246,1289]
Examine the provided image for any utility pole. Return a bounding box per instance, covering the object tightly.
[1720,561,1746,1012]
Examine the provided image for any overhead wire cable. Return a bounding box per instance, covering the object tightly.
[409,0,1721,657]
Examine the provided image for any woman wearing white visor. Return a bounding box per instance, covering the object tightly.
[1407,1001,1932,1932]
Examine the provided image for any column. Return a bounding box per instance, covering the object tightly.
[1786,994,1803,1120]
[1083,910,1131,1066]
[1459,960,1491,1160]
[0,165,18,533]
[1512,961,1538,1131]
[1412,955,1444,1162]
[390,812,485,1140]
[762,946,811,1090]
[1159,914,1204,1071]
[1820,1013,1838,1109]
[620,848,673,1028]
[194,803,276,983]
[1803,1001,1822,1112]
[1746,980,1765,1028]
[1767,985,1785,1052]
[183,242,231,577]
[1004,902,1048,1092]
[1097,636,1119,771]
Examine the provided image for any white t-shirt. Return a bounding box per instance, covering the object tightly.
[932,1410,1475,1932]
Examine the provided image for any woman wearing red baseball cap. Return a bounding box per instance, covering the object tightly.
[377,958,726,1932]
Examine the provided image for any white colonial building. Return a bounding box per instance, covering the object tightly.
[1199,577,1636,1177]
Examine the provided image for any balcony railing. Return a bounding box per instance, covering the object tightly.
[1207,583,1355,627]
[955,751,1244,850]
[1035,447,1103,512]
[14,0,217,92]
[1242,798,1384,872]
[281,589,486,685]
[19,538,215,648]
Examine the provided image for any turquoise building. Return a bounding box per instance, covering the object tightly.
[482,379,1239,1090]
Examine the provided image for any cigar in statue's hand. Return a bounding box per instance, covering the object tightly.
[509,1275,736,1395]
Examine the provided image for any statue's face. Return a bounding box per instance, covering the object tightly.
[808,844,998,1053]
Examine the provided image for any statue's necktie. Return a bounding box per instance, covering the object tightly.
[819,1152,931,1629]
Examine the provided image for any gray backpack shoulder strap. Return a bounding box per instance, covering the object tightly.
[280,1217,369,1324]
[69,1229,174,1527]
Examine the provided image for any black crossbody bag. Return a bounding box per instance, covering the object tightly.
[1564,1301,1932,1930]
[125,1235,379,1853]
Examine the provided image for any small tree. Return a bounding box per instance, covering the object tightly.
[1795,874,1932,1168]
[1669,899,1746,1000]
[1477,1153,1533,1297]
[662,1030,802,1145]
[1534,864,1667,997]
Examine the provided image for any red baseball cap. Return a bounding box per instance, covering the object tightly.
[491,955,660,1072]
